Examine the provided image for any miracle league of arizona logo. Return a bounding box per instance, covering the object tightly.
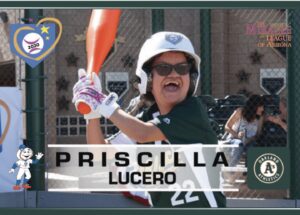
[245,21,292,48]
[10,17,62,68]
[253,153,284,184]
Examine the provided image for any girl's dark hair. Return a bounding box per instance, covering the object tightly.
[241,94,264,122]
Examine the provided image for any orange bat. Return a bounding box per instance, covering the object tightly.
[77,9,121,114]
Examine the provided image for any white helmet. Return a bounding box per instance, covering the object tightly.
[136,31,201,95]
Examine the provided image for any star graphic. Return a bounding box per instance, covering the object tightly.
[65,52,79,67]
[236,69,251,83]
[46,36,50,40]
[41,25,50,34]
[57,95,70,111]
[56,76,70,91]
[121,54,135,68]
[249,50,264,65]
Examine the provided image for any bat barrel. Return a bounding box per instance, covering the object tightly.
[86,9,121,74]
[77,9,121,115]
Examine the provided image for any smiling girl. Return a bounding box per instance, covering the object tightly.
[73,31,226,208]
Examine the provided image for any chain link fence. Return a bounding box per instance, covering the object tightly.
[209,9,288,200]
[0,8,294,205]
[45,9,290,200]
[0,9,22,87]
[44,9,151,146]
[44,9,152,191]
[150,9,289,200]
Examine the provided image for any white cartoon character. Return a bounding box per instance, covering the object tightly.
[9,144,44,190]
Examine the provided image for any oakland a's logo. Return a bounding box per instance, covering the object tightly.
[253,153,284,184]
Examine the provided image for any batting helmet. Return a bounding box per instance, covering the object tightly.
[136,31,201,95]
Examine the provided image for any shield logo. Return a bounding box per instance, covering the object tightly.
[165,34,183,45]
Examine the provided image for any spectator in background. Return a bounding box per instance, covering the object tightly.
[224,94,264,166]
[257,96,287,147]
[125,76,141,114]
[125,76,153,116]
[266,96,287,132]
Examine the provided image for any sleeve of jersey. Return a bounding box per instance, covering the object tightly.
[150,98,218,145]
[12,162,18,169]
[108,131,137,145]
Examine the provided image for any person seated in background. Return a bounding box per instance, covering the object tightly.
[223,94,264,167]
[266,96,287,132]
[125,77,143,115]
[257,96,287,147]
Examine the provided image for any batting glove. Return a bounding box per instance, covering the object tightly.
[95,91,119,118]
[73,69,120,119]
[73,69,103,120]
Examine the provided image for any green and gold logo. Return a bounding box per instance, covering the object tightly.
[248,148,289,189]
[253,153,284,184]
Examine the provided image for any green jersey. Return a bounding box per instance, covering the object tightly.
[139,96,226,208]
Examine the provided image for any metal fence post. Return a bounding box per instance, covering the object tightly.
[200,9,212,95]
[24,9,45,191]
[152,9,164,33]
[288,9,300,199]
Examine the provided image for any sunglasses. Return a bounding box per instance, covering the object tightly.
[152,63,191,76]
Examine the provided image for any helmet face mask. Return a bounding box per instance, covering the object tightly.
[136,31,201,97]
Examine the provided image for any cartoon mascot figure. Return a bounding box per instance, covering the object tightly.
[9,145,44,190]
